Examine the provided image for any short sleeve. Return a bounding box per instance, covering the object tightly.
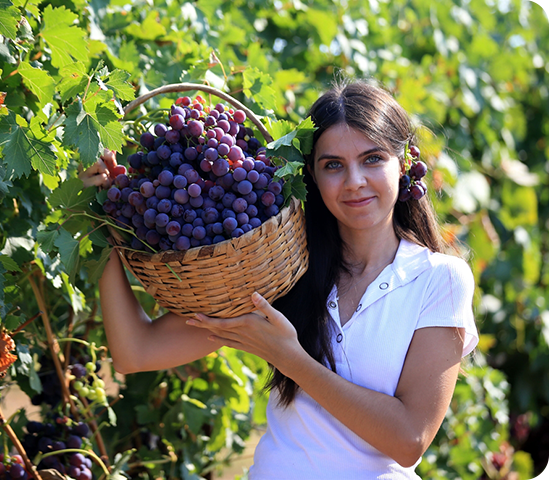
[416,256,479,357]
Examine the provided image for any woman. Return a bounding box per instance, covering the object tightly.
[85,80,478,479]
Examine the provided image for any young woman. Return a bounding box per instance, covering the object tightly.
[84,80,478,479]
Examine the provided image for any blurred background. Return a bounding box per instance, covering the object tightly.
[0,0,548,479]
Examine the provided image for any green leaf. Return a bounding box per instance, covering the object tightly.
[36,229,60,253]
[125,10,167,40]
[54,228,80,281]
[41,5,89,68]
[242,67,277,111]
[88,102,124,152]
[48,177,94,210]
[0,0,20,40]
[265,118,295,140]
[18,61,55,106]
[103,70,135,101]
[64,100,102,167]
[58,62,89,104]
[282,173,307,203]
[83,246,112,284]
[107,406,117,426]
[0,112,57,178]
[294,116,316,155]
[0,165,13,197]
[0,253,21,272]
[273,161,304,180]
[306,8,338,46]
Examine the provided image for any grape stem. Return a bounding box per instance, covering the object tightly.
[12,310,43,334]
[0,405,44,480]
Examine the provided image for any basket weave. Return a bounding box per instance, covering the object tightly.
[111,83,309,318]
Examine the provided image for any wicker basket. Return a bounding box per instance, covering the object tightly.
[110,83,309,318]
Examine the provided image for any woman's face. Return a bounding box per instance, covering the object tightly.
[311,123,403,237]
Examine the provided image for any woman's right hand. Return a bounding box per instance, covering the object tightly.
[79,149,119,189]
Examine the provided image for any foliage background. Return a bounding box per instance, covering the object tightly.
[0,0,548,479]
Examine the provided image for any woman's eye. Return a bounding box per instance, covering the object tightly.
[325,161,341,170]
[365,155,383,164]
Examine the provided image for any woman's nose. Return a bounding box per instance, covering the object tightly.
[344,164,367,190]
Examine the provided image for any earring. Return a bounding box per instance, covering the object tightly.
[398,144,427,201]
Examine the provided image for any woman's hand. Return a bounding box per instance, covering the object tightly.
[78,149,118,189]
[186,292,305,375]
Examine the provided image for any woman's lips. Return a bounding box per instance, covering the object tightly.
[343,196,375,207]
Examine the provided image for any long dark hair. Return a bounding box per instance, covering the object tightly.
[270,79,446,406]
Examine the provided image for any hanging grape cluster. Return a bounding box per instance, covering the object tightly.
[398,145,428,201]
[0,454,30,480]
[103,95,285,253]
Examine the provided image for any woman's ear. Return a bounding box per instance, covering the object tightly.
[307,164,317,184]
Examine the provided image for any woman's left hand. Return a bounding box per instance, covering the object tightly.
[186,292,304,375]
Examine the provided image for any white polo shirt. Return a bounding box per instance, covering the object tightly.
[250,239,479,479]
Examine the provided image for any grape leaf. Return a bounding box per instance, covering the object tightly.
[282,174,307,203]
[0,112,57,178]
[88,102,124,151]
[0,0,20,40]
[54,228,80,281]
[0,253,21,272]
[265,118,295,141]
[242,67,277,111]
[0,165,13,197]
[48,177,96,211]
[18,61,55,107]
[41,5,89,68]
[58,62,89,104]
[36,229,60,253]
[294,116,316,155]
[64,100,102,167]
[274,161,304,180]
[102,69,135,101]
[11,0,40,19]
[125,10,167,40]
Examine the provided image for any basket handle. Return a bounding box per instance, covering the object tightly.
[123,83,273,143]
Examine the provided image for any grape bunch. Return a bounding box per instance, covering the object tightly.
[398,145,428,202]
[0,454,29,480]
[21,415,93,480]
[70,361,107,406]
[103,95,285,253]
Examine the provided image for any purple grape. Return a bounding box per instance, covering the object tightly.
[158,170,174,186]
[208,185,225,201]
[242,223,253,233]
[157,145,171,160]
[232,198,248,213]
[236,139,248,151]
[237,180,253,195]
[222,209,236,220]
[184,169,200,184]
[255,174,269,189]
[217,120,230,133]
[265,204,279,217]
[410,161,427,179]
[169,114,185,130]
[250,217,262,228]
[183,209,197,223]
[10,464,25,479]
[175,236,191,251]
[217,143,230,157]
[128,191,144,207]
[188,120,204,137]
[73,422,90,438]
[115,174,130,189]
[155,213,169,227]
[107,187,121,202]
[223,217,238,233]
[206,138,218,148]
[189,195,204,208]
[228,146,244,161]
[222,192,237,208]
[165,130,180,144]
[237,212,249,226]
[69,454,86,468]
[219,134,235,147]
[213,235,225,243]
[233,167,247,182]
[78,467,92,480]
[157,199,172,213]
[140,132,155,150]
[205,148,218,161]
[228,121,239,136]
[202,207,219,224]
[181,223,193,237]
[187,183,201,198]
[166,221,181,236]
[173,189,189,205]
[261,191,275,207]
[275,194,284,206]
[248,137,261,151]
[155,185,171,199]
[254,160,266,172]
[147,151,160,165]
[190,109,200,119]
[268,181,283,195]
[192,226,206,240]
[121,187,132,203]
[246,205,258,217]
[185,147,198,161]
[231,227,244,238]
[243,191,257,205]
[154,124,167,137]
[212,159,230,177]
[409,185,424,200]
[71,363,87,379]
[170,152,184,168]
[247,170,260,183]
[146,230,160,245]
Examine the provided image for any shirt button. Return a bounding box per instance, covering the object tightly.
[379,282,389,290]
[356,303,362,312]
[336,333,343,343]
[329,301,337,308]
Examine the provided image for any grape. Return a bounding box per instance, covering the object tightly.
[200,158,212,172]
[242,224,253,233]
[243,191,257,205]
[173,189,189,205]
[189,109,200,119]
[410,160,427,179]
[154,124,167,137]
[232,198,248,213]
[157,145,171,160]
[128,191,145,207]
[146,230,160,245]
[268,181,283,195]
[192,226,206,240]
[222,209,236,220]
[237,212,249,226]
[115,174,130,188]
[222,192,237,208]
[188,120,204,137]
[246,205,258,217]
[223,217,238,233]
[247,170,260,183]
[66,435,82,449]
[121,187,132,203]
[183,209,197,223]
[208,185,225,201]
[189,195,204,208]
[185,147,198,161]
[261,191,275,207]
[157,199,172,213]
[166,221,181,236]
[184,169,200,184]
[215,103,225,113]
[202,207,219,224]
[409,146,420,158]
[10,464,25,479]
[217,120,230,133]
[155,185,171,199]
[68,466,81,479]
[212,159,229,177]
[233,110,246,123]
[170,114,185,130]
[73,422,90,438]
[140,132,155,150]
[206,138,218,148]
[158,170,174,186]
[237,180,253,195]
[217,143,230,157]
[52,440,66,451]
[155,213,169,227]
[71,363,87,379]
[228,146,244,161]
[233,167,247,182]
[250,217,262,228]
[265,204,279,217]
[165,130,180,144]
[219,134,234,147]
[107,187,121,202]
[399,175,411,189]
[236,139,248,151]
[147,151,160,165]
[205,147,219,161]
[213,235,225,243]
[188,184,202,198]
[175,236,191,251]
[231,228,244,238]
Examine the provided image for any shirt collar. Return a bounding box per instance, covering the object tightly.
[391,238,432,286]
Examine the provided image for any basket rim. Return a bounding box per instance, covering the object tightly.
[110,196,303,263]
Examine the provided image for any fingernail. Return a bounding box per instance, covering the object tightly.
[252,292,261,303]
[186,320,196,326]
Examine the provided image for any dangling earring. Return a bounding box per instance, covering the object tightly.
[398,144,428,202]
